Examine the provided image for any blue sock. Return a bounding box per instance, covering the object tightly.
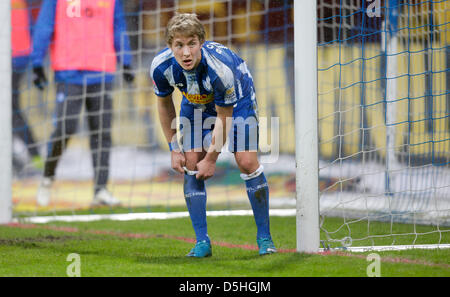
[184,174,209,243]
[245,172,271,240]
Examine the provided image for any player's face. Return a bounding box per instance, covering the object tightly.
[170,34,203,71]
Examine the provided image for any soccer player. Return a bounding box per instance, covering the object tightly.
[150,13,276,257]
[32,0,134,207]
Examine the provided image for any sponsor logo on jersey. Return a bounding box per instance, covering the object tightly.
[182,91,214,105]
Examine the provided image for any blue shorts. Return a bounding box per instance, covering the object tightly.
[179,101,259,152]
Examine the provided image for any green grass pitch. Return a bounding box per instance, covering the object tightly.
[0,216,448,277]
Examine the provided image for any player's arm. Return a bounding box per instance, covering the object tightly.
[30,0,57,90]
[196,104,234,180]
[31,0,56,67]
[157,95,185,174]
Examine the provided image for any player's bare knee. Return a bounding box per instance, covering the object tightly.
[236,156,259,175]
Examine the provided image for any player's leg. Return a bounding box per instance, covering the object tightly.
[85,83,119,206]
[235,151,275,254]
[12,70,40,161]
[232,117,276,255]
[37,83,83,206]
[181,107,212,257]
[44,84,83,177]
[184,150,211,257]
[86,83,112,193]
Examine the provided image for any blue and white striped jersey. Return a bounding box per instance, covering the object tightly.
[150,41,258,118]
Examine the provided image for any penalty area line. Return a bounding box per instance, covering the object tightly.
[12,209,296,224]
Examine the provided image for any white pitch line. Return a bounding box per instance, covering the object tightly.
[13,209,296,224]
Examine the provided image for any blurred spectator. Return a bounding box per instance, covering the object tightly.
[32,0,134,207]
[11,0,42,171]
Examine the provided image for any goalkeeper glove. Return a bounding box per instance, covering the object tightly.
[33,66,47,90]
[123,65,135,83]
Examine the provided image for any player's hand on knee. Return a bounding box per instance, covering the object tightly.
[196,158,216,180]
[171,151,186,174]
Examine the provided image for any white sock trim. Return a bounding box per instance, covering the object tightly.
[183,166,198,176]
[240,165,264,181]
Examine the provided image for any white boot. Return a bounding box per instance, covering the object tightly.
[37,177,53,207]
[92,188,121,206]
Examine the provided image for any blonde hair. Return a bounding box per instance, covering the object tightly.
[165,13,206,46]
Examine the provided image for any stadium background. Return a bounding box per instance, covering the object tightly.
[12,1,449,217]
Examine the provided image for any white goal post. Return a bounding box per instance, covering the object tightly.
[293,0,449,252]
[0,0,12,225]
[294,0,320,253]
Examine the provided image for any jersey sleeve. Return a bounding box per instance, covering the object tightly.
[208,61,237,107]
[150,67,174,98]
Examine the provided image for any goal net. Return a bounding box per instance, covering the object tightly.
[317,0,449,249]
[8,0,449,250]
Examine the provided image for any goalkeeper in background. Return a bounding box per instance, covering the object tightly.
[150,13,276,257]
[32,0,134,207]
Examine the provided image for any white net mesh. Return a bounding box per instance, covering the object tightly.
[317,0,449,247]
